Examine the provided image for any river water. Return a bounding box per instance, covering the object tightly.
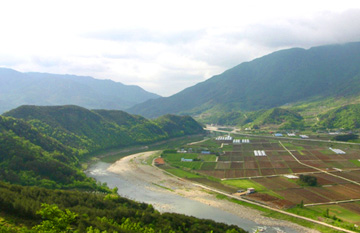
[86,161,302,233]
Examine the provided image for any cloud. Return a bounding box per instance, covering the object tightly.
[1,2,360,97]
[84,29,206,45]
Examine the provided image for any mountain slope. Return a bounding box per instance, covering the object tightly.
[0,68,160,113]
[319,103,360,129]
[128,42,360,118]
[0,115,98,189]
[3,105,204,153]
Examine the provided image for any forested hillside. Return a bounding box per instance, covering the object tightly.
[4,105,204,154]
[199,108,304,130]
[319,103,360,129]
[0,105,204,189]
[128,42,360,118]
[0,106,234,232]
[0,182,245,232]
[0,115,108,190]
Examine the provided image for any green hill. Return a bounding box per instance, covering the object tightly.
[128,42,360,118]
[1,105,204,188]
[251,108,304,129]
[319,103,360,129]
[201,108,304,129]
[4,105,204,154]
[0,115,100,190]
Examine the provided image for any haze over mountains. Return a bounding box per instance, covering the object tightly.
[128,42,360,118]
[0,68,160,114]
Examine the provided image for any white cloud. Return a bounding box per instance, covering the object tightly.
[0,0,360,96]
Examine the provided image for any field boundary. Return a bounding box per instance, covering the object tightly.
[279,141,360,187]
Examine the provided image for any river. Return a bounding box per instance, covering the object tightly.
[86,161,309,233]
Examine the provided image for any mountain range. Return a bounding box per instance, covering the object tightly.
[0,68,160,114]
[127,42,360,118]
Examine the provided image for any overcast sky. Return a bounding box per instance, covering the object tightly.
[1,0,360,96]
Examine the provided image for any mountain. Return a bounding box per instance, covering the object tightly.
[3,105,204,154]
[128,42,360,118]
[0,68,160,114]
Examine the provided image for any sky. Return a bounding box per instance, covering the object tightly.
[1,0,360,96]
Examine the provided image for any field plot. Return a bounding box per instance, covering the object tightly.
[164,137,360,209]
[162,137,360,229]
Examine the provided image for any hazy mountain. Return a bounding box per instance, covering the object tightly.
[128,42,360,118]
[0,68,160,113]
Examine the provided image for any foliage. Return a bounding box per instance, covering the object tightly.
[32,204,78,232]
[333,133,359,142]
[4,106,204,155]
[319,103,360,129]
[0,182,246,232]
[0,105,204,191]
[299,175,317,186]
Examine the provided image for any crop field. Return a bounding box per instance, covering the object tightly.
[161,136,360,225]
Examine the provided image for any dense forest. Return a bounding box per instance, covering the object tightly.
[4,105,204,154]
[199,107,304,130]
[319,103,360,129]
[0,182,245,232]
[0,105,242,232]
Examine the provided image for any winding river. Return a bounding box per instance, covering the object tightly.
[86,161,307,233]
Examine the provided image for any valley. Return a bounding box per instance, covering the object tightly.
[148,127,360,232]
[87,151,316,233]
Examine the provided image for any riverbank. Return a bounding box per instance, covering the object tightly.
[107,151,319,233]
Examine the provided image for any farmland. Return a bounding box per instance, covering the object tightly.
[159,133,360,231]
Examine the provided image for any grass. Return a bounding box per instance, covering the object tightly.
[221,179,284,198]
[198,154,217,162]
[228,198,345,233]
[162,153,200,162]
[221,179,267,192]
[152,183,174,192]
[308,205,360,223]
[164,168,202,178]
[350,159,360,167]
[172,161,203,170]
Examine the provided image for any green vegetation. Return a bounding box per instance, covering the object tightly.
[4,105,204,155]
[309,205,360,223]
[0,115,104,190]
[129,42,360,120]
[319,104,360,129]
[165,168,202,178]
[333,133,359,142]
[350,159,360,167]
[298,175,318,186]
[221,179,283,199]
[224,198,346,233]
[0,182,245,232]
[1,106,249,232]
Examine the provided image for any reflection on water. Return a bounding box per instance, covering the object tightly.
[86,162,300,233]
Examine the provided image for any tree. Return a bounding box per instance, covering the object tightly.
[32,203,77,233]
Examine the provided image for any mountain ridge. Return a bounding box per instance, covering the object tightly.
[127,42,360,118]
[0,68,160,113]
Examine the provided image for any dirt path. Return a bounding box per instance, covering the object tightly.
[108,151,320,233]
